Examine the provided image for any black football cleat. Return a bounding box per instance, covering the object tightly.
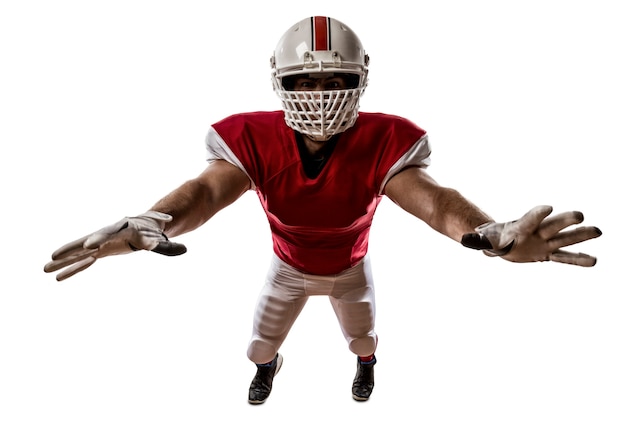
[248,353,283,405]
[352,355,376,401]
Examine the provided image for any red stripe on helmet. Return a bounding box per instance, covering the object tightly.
[312,16,330,51]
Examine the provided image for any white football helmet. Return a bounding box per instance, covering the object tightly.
[270,16,369,141]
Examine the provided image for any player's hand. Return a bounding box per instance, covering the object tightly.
[44,211,187,281]
[461,205,601,267]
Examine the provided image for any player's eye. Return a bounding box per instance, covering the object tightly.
[294,79,316,89]
[324,78,347,90]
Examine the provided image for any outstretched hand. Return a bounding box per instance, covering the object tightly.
[461,205,601,267]
[44,211,187,281]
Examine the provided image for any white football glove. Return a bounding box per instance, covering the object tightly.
[44,211,187,281]
[461,205,601,267]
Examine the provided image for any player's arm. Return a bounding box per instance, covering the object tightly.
[384,166,601,267]
[384,166,491,242]
[151,159,251,237]
[44,160,250,281]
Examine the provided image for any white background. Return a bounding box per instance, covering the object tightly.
[1,0,623,434]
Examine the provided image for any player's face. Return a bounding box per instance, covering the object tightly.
[292,75,349,91]
[282,73,359,91]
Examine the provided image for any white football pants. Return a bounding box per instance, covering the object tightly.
[247,254,378,364]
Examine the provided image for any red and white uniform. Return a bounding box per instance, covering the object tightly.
[206,110,431,362]
[208,111,430,273]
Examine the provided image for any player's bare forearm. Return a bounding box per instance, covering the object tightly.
[384,167,493,242]
[150,160,251,237]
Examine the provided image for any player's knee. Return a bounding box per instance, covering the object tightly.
[348,334,377,356]
[247,338,278,364]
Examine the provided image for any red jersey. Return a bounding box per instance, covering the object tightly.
[210,111,428,275]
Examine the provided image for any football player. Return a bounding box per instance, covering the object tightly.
[44,16,601,404]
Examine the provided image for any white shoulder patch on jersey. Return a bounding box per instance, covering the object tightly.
[205,127,257,190]
[379,135,432,194]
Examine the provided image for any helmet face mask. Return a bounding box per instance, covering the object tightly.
[270,16,369,141]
